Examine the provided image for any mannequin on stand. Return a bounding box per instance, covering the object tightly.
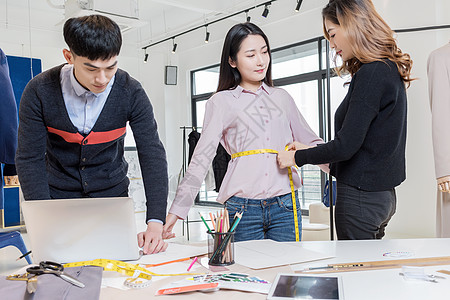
[427,41,450,237]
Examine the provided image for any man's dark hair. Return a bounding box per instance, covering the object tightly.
[63,15,122,60]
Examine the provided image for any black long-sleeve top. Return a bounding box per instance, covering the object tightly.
[295,60,407,191]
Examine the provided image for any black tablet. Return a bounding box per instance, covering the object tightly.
[267,274,344,300]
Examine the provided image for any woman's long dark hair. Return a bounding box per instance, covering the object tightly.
[216,22,273,92]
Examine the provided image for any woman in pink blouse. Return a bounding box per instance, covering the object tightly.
[163,23,327,242]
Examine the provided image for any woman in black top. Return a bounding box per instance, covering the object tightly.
[278,0,413,240]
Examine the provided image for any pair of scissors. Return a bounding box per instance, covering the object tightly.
[26,261,85,293]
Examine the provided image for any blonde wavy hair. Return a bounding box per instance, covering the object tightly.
[322,0,413,87]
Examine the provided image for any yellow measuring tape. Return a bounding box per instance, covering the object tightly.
[231,148,300,242]
[64,259,199,281]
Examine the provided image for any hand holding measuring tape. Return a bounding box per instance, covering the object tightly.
[277,142,312,169]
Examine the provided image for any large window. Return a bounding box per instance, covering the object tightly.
[190,38,349,212]
[189,66,220,205]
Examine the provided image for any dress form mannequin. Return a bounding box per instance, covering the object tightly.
[427,41,450,237]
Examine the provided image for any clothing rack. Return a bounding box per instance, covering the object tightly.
[179,126,201,175]
[179,126,202,240]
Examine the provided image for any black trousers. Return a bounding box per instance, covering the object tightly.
[335,181,397,240]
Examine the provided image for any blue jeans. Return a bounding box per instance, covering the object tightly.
[224,192,301,242]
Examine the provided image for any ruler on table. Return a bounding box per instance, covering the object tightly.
[296,256,450,274]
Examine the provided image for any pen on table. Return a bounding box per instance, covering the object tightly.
[187,257,198,271]
[16,251,32,261]
[198,212,212,233]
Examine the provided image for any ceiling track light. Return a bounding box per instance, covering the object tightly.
[142,0,280,51]
[144,52,149,63]
[204,26,210,43]
[295,0,303,12]
[172,38,177,53]
[262,3,270,18]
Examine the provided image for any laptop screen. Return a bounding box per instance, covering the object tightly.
[22,197,140,263]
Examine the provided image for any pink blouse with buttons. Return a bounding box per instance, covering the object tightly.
[169,83,328,219]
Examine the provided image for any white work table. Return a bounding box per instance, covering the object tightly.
[1,237,450,299]
[292,238,450,300]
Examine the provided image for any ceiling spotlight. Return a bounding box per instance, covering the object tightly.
[172,38,177,53]
[295,0,303,12]
[262,3,270,18]
[205,26,210,43]
[245,10,251,22]
[144,53,149,63]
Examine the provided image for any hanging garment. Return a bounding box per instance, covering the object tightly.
[187,129,216,191]
[213,144,231,192]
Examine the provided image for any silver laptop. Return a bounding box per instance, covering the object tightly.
[22,197,141,263]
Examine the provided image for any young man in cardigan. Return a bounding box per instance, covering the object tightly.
[16,15,168,254]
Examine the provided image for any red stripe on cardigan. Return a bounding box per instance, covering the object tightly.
[47,127,126,145]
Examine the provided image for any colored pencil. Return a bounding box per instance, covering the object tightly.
[145,257,190,268]
[16,251,32,261]
[187,257,198,271]
[198,212,212,233]
[209,212,216,230]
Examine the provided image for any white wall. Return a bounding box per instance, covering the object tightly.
[1,0,449,238]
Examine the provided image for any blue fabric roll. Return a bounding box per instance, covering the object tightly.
[0,48,18,165]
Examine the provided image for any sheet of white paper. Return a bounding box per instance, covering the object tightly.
[135,242,207,265]
[235,240,333,269]
[101,276,130,290]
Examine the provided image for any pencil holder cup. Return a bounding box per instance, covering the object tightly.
[207,231,235,266]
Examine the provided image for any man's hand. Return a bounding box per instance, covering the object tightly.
[277,150,296,169]
[137,222,168,255]
[162,213,180,239]
[437,176,450,193]
[4,175,19,186]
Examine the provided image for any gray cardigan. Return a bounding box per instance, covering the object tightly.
[16,64,168,223]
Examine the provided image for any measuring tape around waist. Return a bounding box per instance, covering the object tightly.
[64,259,200,281]
[231,148,300,242]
